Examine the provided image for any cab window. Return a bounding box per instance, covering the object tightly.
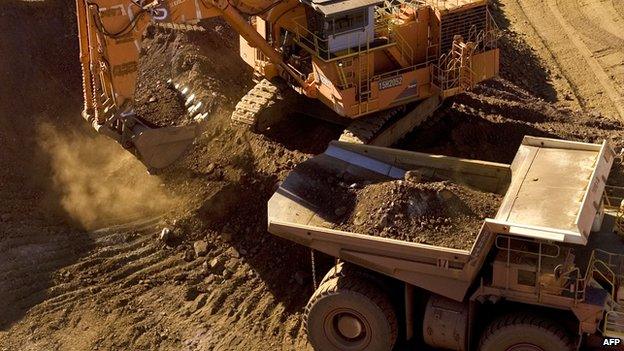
[325,9,368,35]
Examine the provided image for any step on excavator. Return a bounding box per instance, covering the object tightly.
[76,0,499,169]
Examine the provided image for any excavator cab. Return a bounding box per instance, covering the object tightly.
[305,0,380,54]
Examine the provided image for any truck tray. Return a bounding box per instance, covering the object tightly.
[267,136,614,300]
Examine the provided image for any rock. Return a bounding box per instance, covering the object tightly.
[205,274,216,284]
[437,189,455,201]
[193,240,208,257]
[159,228,172,242]
[202,260,210,272]
[404,170,423,184]
[184,286,199,301]
[187,273,203,285]
[183,248,195,262]
[205,163,216,174]
[354,212,365,226]
[225,257,238,272]
[190,293,208,313]
[174,273,187,282]
[208,257,224,272]
[226,247,240,259]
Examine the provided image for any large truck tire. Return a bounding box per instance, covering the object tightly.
[479,313,574,351]
[304,273,398,351]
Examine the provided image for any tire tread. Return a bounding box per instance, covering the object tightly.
[304,269,398,349]
[479,312,574,351]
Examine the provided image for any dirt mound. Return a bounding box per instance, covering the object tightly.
[135,20,252,128]
[399,78,624,165]
[293,163,501,250]
[337,178,501,249]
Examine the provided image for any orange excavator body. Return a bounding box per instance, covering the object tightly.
[76,0,499,169]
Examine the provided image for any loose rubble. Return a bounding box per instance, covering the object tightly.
[328,175,501,250]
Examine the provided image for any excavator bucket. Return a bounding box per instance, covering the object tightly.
[131,123,199,170]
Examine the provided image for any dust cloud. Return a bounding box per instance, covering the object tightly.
[37,123,179,229]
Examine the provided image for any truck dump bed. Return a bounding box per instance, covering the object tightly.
[267,137,614,301]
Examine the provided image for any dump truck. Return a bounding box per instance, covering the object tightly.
[267,136,624,350]
[76,0,499,169]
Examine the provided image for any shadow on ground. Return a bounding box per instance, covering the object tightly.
[490,0,558,102]
[0,1,93,329]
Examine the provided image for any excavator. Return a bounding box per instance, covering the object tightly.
[76,0,500,169]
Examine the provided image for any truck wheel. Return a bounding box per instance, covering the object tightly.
[304,274,397,351]
[479,313,574,351]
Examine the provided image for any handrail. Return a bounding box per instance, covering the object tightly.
[292,1,418,62]
[539,267,586,305]
[584,250,619,298]
[605,311,624,327]
[494,235,561,258]
[421,0,465,10]
[594,249,624,281]
[604,310,624,336]
[371,61,428,81]
[391,27,414,65]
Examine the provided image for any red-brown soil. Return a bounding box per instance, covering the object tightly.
[2,0,624,350]
[336,179,501,250]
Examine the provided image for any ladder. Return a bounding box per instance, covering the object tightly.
[433,36,475,96]
[336,57,354,89]
[457,41,475,90]
[587,249,624,338]
[358,52,371,115]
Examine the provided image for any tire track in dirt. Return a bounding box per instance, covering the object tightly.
[579,0,624,41]
[613,0,624,20]
[555,0,624,118]
[499,0,583,107]
[2,214,310,350]
[546,0,624,119]
[512,0,624,119]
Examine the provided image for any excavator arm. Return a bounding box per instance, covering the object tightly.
[76,0,309,169]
